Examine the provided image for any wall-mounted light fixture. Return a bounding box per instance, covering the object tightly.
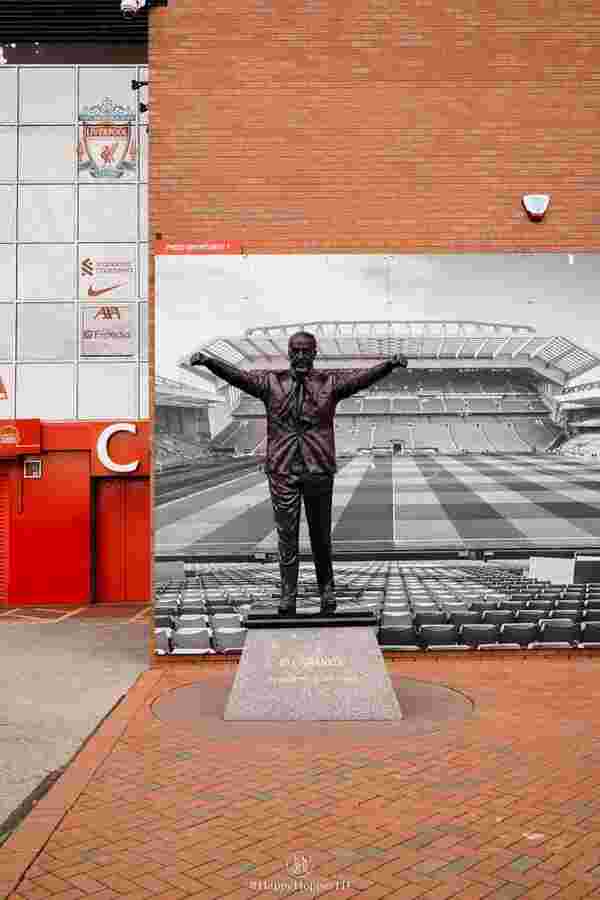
[522,194,550,222]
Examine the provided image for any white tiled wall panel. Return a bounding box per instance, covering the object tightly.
[19,67,76,123]
[18,244,76,300]
[18,304,77,361]
[16,365,76,419]
[79,184,138,242]
[18,185,76,242]
[78,364,138,418]
[0,64,149,421]
[0,187,17,241]
[19,127,77,181]
[0,68,18,122]
[0,246,17,300]
[0,126,17,180]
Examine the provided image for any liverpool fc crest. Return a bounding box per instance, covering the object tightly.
[78,97,137,179]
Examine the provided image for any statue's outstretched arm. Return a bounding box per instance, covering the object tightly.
[334,354,408,401]
[189,351,267,400]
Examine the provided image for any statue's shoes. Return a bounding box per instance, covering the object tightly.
[320,600,337,615]
[278,604,297,616]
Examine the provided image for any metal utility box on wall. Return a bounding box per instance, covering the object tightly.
[23,458,42,479]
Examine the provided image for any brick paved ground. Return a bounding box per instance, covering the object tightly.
[3,654,600,900]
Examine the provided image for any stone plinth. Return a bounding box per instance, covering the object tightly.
[224,627,402,721]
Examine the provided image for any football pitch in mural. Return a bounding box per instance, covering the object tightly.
[154,252,600,590]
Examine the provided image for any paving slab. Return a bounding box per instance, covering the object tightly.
[0,614,149,827]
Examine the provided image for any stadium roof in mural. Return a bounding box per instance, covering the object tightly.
[155,375,221,408]
[182,321,600,380]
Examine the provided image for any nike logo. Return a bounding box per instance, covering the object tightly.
[87,283,125,297]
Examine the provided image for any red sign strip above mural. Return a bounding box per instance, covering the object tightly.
[155,240,242,255]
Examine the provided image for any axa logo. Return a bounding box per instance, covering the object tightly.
[94,307,122,320]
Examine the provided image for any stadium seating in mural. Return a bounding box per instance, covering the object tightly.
[218,369,561,455]
[154,376,215,470]
[154,434,210,470]
[554,380,600,459]
[559,434,600,458]
[154,561,600,655]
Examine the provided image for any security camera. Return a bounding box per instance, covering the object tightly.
[121,0,146,18]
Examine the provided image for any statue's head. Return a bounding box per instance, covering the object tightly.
[288,331,317,378]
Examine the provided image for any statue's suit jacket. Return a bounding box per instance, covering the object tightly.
[199,357,395,476]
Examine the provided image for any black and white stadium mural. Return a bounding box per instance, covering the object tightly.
[153,252,600,596]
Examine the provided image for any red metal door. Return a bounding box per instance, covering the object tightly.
[0,471,9,604]
[94,478,150,603]
[94,478,125,603]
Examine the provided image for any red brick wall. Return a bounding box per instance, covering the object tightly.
[149,0,600,254]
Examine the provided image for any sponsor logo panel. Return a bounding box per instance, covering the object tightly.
[80,305,137,357]
[79,247,137,299]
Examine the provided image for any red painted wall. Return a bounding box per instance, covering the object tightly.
[0,420,151,606]
[11,451,91,605]
[0,470,10,604]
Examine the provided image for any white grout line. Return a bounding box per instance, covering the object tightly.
[128,606,152,622]
[54,607,86,622]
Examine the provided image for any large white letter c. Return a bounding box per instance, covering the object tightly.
[97,423,139,473]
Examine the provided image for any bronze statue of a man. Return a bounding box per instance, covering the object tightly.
[190,332,408,615]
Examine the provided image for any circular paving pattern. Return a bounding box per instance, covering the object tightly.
[151,671,474,740]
